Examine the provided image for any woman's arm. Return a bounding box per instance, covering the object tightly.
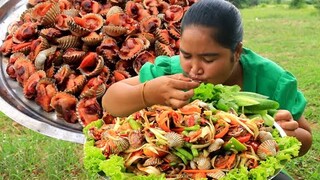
[274,110,312,156]
[102,74,200,117]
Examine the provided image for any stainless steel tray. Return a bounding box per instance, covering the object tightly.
[0,0,85,144]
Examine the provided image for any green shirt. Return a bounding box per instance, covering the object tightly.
[139,48,307,120]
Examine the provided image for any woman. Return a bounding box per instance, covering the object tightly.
[102,0,312,178]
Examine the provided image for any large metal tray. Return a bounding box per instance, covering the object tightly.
[0,0,85,144]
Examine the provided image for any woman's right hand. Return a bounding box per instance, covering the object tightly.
[143,73,200,109]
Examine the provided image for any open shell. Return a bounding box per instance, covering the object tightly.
[76,97,102,127]
[35,78,58,112]
[50,92,78,123]
[23,70,47,99]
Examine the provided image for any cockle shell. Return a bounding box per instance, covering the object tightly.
[81,13,104,32]
[193,157,212,170]
[64,74,87,94]
[12,22,38,44]
[118,37,144,60]
[62,48,86,65]
[35,78,58,112]
[208,138,224,152]
[207,169,226,180]
[54,64,73,85]
[257,139,278,160]
[102,25,127,37]
[164,132,184,148]
[164,5,184,23]
[55,14,72,31]
[140,15,161,33]
[57,35,81,49]
[155,40,175,56]
[13,58,36,86]
[67,17,91,37]
[23,70,47,99]
[133,51,155,74]
[81,32,103,46]
[50,92,78,123]
[78,52,105,77]
[143,157,163,167]
[106,6,124,18]
[76,97,102,127]
[80,76,106,99]
[155,28,170,45]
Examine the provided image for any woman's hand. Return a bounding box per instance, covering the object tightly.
[144,73,200,109]
[274,110,299,137]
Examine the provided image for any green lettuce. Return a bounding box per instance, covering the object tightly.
[83,140,106,175]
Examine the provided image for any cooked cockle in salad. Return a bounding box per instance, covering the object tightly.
[83,99,301,180]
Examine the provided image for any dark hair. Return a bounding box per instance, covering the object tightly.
[181,0,243,51]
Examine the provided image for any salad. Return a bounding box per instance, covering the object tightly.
[83,84,301,180]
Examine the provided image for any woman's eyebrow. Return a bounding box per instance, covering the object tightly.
[180,48,219,57]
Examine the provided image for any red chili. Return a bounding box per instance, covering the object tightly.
[236,134,251,143]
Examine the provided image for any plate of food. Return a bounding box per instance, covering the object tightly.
[0,0,195,143]
[82,84,301,180]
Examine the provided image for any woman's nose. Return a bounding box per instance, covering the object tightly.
[189,61,203,78]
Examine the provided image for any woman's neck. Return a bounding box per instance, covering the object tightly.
[224,62,243,88]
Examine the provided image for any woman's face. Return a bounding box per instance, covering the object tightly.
[179,26,240,85]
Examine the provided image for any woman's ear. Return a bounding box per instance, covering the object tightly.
[234,42,243,62]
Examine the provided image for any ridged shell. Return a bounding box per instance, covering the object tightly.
[57,35,81,49]
[64,74,87,94]
[257,139,278,160]
[133,51,155,74]
[62,9,80,17]
[118,37,144,60]
[62,48,86,65]
[80,77,107,99]
[78,53,105,77]
[164,153,182,164]
[81,32,103,46]
[164,132,184,148]
[76,97,102,127]
[155,28,170,45]
[54,64,73,85]
[164,5,184,23]
[258,131,273,143]
[106,6,124,18]
[155,40,175,56]
[67,18,91,37]
[143,157,163,167]
[35,78,57,112]
[102,25,127,37]
[140,15,161,33]
[23,70,47,99]
[55,14,72,31]
[194,157,212,170]
[208,138,224,152]
[128,130,145,148]
[50,92,78,123]
[41,2,60,26]
[207,169,226,180]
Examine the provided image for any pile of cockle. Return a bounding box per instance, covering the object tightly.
[85,100,281,179]
[0,0,195,126]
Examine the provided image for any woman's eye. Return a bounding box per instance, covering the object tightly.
[183,54,191,59]
[203,57,215,63]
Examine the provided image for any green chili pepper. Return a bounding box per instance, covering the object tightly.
[175,147,193,161]
[224,137,247,152]
[128,117,142,130]
[173,151,188,164]
[184,124,200,131]
[191,148,199,157]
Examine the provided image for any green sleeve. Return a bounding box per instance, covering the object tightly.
[139,55,182,83]
[273,71,307,120]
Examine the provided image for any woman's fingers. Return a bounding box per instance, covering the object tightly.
[275,110,299,131]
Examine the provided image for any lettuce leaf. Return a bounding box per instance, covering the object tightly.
[83,140,106,175]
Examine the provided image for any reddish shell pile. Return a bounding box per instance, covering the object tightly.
[0,0,197,127]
